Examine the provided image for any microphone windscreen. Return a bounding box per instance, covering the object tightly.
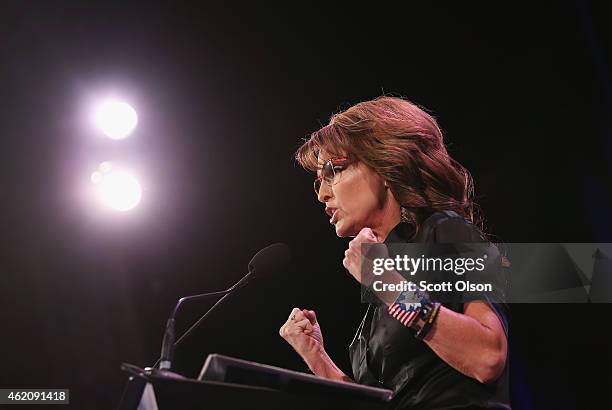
[248,243,292,279]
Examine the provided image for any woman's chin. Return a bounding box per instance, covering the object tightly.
[334,220,355,238]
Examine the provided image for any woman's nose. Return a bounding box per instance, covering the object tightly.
[317,181,332,203]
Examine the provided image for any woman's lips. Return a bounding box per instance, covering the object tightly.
[330,209,339,224]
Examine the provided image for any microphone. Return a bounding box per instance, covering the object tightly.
[155,243,291,372]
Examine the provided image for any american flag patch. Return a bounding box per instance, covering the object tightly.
[388,302,420,327]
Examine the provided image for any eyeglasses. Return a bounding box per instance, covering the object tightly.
[314,156,350,195]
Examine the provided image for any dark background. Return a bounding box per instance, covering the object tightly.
[1,1,611,409]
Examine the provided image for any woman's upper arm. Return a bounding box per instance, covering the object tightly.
[463,301,508,380]
[463,302,507,338]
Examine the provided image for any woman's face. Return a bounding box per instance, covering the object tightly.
[316,153,398,238]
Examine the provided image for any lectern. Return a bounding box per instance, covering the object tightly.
[117,354,393,410]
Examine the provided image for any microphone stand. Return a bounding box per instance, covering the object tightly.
[117,243,290,409]
[144,269,256,376]
[117,272,255,410]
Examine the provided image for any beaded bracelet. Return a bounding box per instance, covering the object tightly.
[414,301,441,340]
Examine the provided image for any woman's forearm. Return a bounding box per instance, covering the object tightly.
[303,346,353,383]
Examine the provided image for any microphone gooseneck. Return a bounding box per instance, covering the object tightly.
[153,243,291,371]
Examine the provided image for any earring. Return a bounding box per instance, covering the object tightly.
[400,206,410,223]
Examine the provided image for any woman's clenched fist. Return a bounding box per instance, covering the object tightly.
[279,307,324,360]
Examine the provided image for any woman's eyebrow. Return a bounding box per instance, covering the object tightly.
[315,161,327,177]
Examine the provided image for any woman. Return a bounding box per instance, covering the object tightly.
[279,97,510,409]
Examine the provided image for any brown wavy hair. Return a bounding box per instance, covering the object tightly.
[295,96,483,239]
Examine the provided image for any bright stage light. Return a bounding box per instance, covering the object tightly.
[91,162,142,211]
[94,100,138,140]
